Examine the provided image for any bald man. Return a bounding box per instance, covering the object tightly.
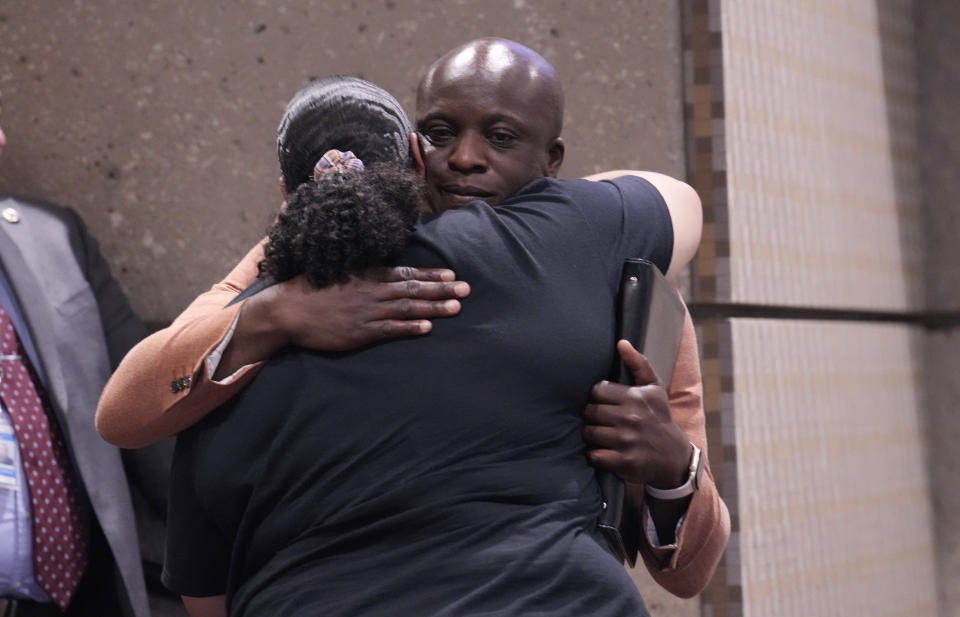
[414,38,566,213]
[98,38,727,601]
[413,38,726,594]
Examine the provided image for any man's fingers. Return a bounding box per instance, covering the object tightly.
[617,339,661,387]
[588,380,631,405]
[372,319,434,339]
[380,266,457,283]
[583,402,624,427]
[370,298,463,321]
[376,279,471,302]
[582,424,627,450]
[355,268,470,301]
[585,448,625,475]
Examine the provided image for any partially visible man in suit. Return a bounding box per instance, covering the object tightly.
[0,90,175,616]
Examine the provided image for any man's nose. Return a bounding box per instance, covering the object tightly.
[447,132,487,173]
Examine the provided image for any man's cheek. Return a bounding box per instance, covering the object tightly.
[423,183,446,214]
[422,148,446,171]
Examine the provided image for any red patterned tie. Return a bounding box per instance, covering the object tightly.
[0,305,87,610]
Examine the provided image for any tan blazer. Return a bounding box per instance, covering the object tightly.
[96,240,729,598]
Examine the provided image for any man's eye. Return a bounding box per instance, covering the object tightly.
[423,127,455,145]
[488,131,517,147]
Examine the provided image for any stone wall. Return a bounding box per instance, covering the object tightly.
[0,0,686,322]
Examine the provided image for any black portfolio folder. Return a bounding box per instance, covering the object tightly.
[597,258,686,566]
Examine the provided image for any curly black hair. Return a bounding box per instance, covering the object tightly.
[259,165,425,288]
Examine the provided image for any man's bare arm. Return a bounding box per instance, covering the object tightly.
[581,170,703,280]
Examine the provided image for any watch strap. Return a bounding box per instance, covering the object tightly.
[645,442,702,500]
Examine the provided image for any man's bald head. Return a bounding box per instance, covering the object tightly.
[414,39,566,212]
[417,38,564,139]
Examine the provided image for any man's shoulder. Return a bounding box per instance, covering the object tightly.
[0,195,96,291]
[0,194,81,225]
[0,196,93,263]
[509,175,661,205]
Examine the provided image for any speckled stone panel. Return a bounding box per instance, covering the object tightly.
[0,0,685,322]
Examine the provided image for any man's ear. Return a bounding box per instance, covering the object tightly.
[546,137,565,178]
[409,132,426,178]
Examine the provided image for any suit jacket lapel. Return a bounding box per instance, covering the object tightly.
[0,208,71,420]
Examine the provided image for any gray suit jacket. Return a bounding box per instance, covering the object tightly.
[0,195,158,617]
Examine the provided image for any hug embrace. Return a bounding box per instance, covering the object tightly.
[96,38,730,617]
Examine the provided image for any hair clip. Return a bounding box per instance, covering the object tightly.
[313,149,365,179]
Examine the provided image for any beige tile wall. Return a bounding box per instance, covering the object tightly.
[684,1,954,615]
[731,319,936,617]
[720,0,922,311]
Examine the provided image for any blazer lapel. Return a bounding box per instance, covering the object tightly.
[0,209,71,421]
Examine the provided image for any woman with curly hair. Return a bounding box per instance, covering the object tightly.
[163,76,444,617]
[260,77,426,289]
[259,160,424,290]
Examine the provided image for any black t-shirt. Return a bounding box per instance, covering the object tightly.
[163,176,672,616]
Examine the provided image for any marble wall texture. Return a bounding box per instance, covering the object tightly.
[0,0,686,323]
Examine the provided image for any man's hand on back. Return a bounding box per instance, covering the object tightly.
[214,267,470,380]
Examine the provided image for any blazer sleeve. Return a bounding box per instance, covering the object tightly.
[96,241,267,448]
[633,305,731,598]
